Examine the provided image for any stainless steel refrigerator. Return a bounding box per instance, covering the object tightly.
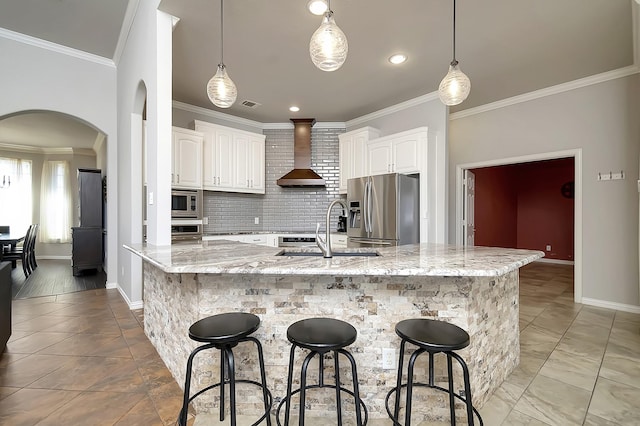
[347,173,419,247]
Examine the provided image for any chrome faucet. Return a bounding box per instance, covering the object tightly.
[316,199,348,258]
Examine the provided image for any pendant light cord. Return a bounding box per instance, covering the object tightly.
[220,0,224,65]
[452,0,457,64]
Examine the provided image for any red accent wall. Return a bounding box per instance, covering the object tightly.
[473,166,518,248]
[473,158,574,261]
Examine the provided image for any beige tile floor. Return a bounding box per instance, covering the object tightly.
[1,262,639,425]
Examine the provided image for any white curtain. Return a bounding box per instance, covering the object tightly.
[40,160,72,243]
[0,157,32,236]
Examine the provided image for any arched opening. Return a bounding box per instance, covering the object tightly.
[0,110,108,296]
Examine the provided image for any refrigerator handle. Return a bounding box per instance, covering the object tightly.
[363,179,368,233]
[367,178,373,234]
[365,179,371,234]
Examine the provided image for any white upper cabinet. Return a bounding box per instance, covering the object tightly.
[366,128,426,176]
[338,127,380,194]
[194,120,266,194]
[172,127,203,189]
[234,133,265,193]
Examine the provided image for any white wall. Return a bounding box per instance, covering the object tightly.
[116,0,173,307]
[0,34,118,285]
[449,74,640,308]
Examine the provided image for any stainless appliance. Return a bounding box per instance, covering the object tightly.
[171,220,202,242]
[347,173,419,247]
[278,236,317,247]
[171,189,202,219]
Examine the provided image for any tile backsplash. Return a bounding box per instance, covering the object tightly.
[202,126,345,234]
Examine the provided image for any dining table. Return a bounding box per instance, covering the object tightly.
[0,232,25,266]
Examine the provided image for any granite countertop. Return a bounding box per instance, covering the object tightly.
[204,230,347,236]
[124,240,543,277]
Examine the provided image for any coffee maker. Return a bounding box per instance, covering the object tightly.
[337,215,347,232]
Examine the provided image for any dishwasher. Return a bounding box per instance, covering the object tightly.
[277,236,317,247]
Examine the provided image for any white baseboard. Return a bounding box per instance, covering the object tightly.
[581,297,640,314]
[36,255,72,261]
[110,282,144,310]
[535,258,575,265]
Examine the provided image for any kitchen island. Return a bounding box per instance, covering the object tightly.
[125,240,542,422]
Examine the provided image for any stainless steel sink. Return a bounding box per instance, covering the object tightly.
[276,250,380,257]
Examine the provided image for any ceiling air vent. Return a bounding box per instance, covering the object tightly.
[241,100,261,108]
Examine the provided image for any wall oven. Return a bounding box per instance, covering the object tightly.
[171,220,202,242]
[171,189,202,219]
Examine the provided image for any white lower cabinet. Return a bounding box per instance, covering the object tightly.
[331,233,348,248]
[194,120,265,194]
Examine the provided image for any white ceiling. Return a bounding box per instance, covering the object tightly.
[0,0,636,147]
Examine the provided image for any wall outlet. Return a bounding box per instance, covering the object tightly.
[148,191,154,205]
[382,348,395,369]
[254,217,260,225]
[545,245,551,251]
[203,216,209,225]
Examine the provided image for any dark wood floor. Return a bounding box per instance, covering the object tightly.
[10,259,106,299]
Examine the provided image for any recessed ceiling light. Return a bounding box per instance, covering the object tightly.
[389,54,408,65]
[289,106,300,112]
[307,0,327,15]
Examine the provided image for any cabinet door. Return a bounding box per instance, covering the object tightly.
[233,133,251,190]
[392,135,420,174]
[215,129,234,189]
[248,136,265,193]
[173,129,202,189]
[367,140,392,176]
[351,133,368,179]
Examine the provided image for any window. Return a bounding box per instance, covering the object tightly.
[0,157,33,236]
[40,160,72,243]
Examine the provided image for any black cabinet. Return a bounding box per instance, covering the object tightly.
[72,227,103,276]
[72,169,103,276]
[1,261,11,352]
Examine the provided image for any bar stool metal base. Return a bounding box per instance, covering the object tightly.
[178,313,272,426]
[276,318,367,426]
[386,319,483,426]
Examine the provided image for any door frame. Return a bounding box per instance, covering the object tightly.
[455,148,582,303]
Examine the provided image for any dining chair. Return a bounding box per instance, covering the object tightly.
[3,224,34,277]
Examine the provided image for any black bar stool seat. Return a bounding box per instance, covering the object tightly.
[178,312,272,426]
[276,317,368,426]
[385,318,483,426]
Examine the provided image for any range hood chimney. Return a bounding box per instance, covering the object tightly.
[277,118,326,187]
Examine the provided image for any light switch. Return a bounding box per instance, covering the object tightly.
[148,192,154,205]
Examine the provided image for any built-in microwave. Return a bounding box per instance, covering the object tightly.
[171,189,202,219]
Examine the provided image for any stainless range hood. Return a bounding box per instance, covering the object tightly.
[277,118,326,187]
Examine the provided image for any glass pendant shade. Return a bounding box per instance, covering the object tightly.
[438,61,471,106]
[309,11,348,72]
[207,64,237,108]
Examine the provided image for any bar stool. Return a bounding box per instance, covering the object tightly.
[178,312,272,426]
[276,317,368,426]
[385,319,483,426]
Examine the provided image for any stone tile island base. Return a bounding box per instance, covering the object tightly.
[143,263,519,423]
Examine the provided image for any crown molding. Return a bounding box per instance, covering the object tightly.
[172,101,264,129]
[346,92,440,128]
[450,65,640,121]
[0,142,96,155]
[112,0,140,66]
[262,122,346,130]
[0,27,115,68]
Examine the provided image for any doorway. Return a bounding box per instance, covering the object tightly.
[456,149,583,303]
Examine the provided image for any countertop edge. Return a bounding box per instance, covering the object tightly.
[124,242,544,277]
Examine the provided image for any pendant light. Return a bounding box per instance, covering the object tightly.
[309,0,348,72]
[206,0,237,108]
[438,0,470,106]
